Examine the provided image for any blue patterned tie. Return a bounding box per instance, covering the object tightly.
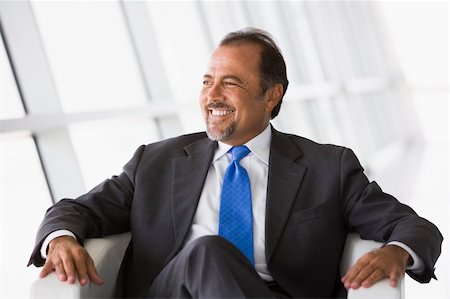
[218,146,254,265]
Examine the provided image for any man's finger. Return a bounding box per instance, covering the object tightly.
[53,260,67,281]
[39,262,54,278]
[61,255,76,284]
[361,268,384,288]
[348,266,374,289]
[86,256,104,285]
[72,249,89,286]
[389,271,402,287]
[342,257,370,288]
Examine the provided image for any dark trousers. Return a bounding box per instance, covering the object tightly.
[145,236,290,298]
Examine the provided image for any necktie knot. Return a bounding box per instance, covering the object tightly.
[231,146,250,162]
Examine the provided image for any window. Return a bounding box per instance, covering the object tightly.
[69,118,160,190]
[31,1,148,113]
[0,34,24,119]
[145,1,211,133]
[0,134,52,298]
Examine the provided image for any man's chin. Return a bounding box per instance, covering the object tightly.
[206,126,234,142]
[206,131,228,142]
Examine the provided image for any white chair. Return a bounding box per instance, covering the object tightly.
[30,232,404,299]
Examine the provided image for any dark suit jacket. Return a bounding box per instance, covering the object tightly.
[29,128,442,298]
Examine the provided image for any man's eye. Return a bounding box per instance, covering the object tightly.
[224,81,237,87]
[203,80,212,86]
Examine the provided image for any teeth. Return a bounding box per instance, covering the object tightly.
[211,109,233,116]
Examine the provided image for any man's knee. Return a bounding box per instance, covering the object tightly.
[149,236,271,298]
[182,235,234,257]
[180,235,252,271]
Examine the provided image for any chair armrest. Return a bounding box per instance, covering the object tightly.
[30,232,131,299]
[340,233,404,299]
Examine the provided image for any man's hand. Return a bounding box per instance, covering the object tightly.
[341,245,411,289]
[39,236,104,286]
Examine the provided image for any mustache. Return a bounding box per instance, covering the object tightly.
[207,102,235,110]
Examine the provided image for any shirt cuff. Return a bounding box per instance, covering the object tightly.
[40,230,77,259]
[387,241,425,272]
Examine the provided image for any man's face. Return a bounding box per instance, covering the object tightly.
[199,43,279,146]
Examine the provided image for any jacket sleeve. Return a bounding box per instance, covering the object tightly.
[340,148,443,283]
[28,145,146,267]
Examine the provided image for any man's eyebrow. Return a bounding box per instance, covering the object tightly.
[202,74,245,85]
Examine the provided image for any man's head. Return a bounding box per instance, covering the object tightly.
[200,28,289,146]
[219,28,289,118]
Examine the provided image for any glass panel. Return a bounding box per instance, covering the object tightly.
[330,95,362,152]
[200,1,250,46]
[244,1,308,83]
[360,93,388,149]
[0,33,25,119]
[302,2,339,82]
[343,2,386,77]
[304,2,356,81]
[69,117,160,190]
[276,99,322,141]
[286,1,326,82]
[31,1,148,113]
[145,1,211,103]
[0,133,53,298]
[345,94,376,159]
[144,1,211,134]
[329,2,367,78]
[156,115,183,140]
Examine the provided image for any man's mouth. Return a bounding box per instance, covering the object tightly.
[209,108,234,116]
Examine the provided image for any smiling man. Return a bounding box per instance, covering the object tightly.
[30,28,442,299]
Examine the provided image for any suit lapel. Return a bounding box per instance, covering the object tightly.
[171,138,216,252]
[266,129,307,262]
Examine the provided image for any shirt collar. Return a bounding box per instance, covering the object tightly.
[213,124,272,165]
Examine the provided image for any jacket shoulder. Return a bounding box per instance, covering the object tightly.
[275,130,348,157]
[145,132,209,150]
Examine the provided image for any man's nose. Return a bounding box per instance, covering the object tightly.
[207,83,225,102]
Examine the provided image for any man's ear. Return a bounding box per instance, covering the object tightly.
[265,83,283,113]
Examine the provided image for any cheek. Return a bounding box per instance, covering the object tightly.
[249,100,267,114]
[199,90,206,102]
[198,97,207,118]
[199,92,208,107]
[236,103,263,123]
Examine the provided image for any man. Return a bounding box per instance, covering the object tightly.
[29,28,442,298]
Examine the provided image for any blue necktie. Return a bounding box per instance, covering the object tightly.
[218,146,254,265]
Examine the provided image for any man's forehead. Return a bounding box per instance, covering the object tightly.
[208,54,231,66]
[211,43,262,58]
[206,44,261,72]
